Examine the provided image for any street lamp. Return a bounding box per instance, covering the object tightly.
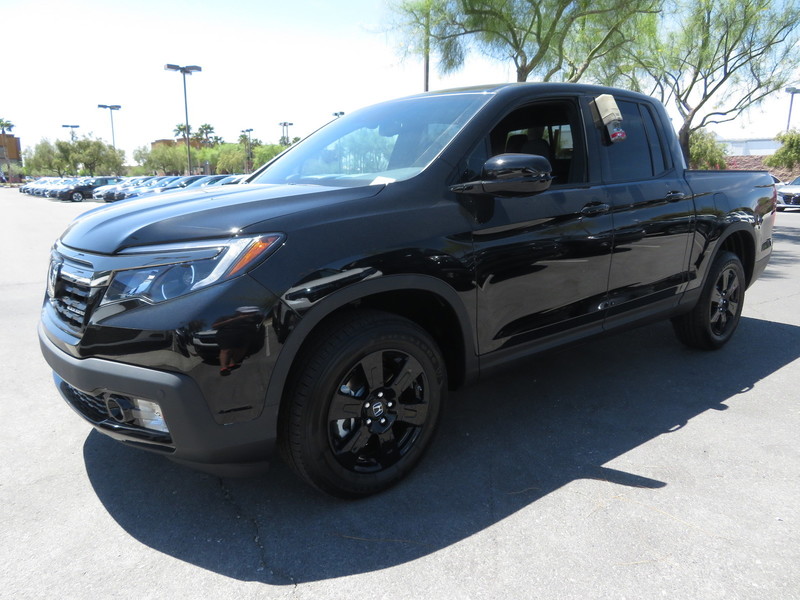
[97,104,121,150]
[332,111,344,118]
[279,121,293,146]
[241,128,253,173]
[786,87,800,131]
[62,124,80,141]
[164,63,202,174]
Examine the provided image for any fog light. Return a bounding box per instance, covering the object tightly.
[132,398,169,433]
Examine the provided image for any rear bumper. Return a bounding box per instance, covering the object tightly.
[39,323,277,474]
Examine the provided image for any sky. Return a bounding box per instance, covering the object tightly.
[3,0,796,164]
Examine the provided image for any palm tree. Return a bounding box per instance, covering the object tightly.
[173,123,189,139]
[196,123,215,145]
[0,118,14,181]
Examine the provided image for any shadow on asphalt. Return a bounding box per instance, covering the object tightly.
[82,316,800,584]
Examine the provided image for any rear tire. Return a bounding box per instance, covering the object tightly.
[672,251,745,350]
[70,191,83,202]
[279,310,445,498]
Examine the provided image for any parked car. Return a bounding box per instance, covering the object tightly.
[44,178,80,198]
[97,177,154,201]
[30,178,66,196]
[54,176,122,202]
[218,174,246,185]
[114,176,176,201]
[20,177,54,194]
[135,175,207,199]
[777,176,800,211]
[40,83,775,498]
[183,174,230,189]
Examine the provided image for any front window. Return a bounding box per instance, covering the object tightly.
[249,93,492,188]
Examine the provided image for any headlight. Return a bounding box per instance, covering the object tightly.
[101,234,284,305]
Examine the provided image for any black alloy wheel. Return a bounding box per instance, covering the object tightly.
[280,310,445,498]
[672,250,745,350]
[327,348,428,473]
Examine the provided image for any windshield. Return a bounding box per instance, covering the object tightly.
[249,93,491,188]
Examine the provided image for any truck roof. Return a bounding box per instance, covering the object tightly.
[415,81,654,103]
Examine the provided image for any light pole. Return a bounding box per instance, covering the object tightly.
[787,87,800,131]
[164,63,202,174]
[279,121,293,146]
[241,128,253,173]
[97,104,121,150]
[332,111,344,119]
[62,124,80,141]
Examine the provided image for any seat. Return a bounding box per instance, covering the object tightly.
[521,137,551,158]
[505,134,528,153]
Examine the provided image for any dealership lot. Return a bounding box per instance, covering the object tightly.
[2,187,799,599]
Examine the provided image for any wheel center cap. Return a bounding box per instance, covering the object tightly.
[371,401,385,418]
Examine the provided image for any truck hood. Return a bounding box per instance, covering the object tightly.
[59,183,384,254]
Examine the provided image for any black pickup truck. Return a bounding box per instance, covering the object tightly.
[39,83,775,497]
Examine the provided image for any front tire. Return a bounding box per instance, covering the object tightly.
[279,310,445,498]
[672,251,745,350]
[70,191,83,202]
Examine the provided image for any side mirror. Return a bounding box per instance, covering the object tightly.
[451,153,553,196]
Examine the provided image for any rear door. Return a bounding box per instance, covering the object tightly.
[599,99,695,327]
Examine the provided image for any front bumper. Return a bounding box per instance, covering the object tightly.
[39,323,278,474]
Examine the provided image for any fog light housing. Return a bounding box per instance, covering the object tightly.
[131,398,169,433]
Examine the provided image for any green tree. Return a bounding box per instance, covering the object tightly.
[688,129,727,170]
[391,0,660,83]
[617,0,800,164]
[765,130,800,170]
[217,143,247,173]
[133,145,151,167]
[55,140,79,175]
[73,138,124,176]
[194,145,222,173]
[252,144,285,170]
[149,144,185,174]
[23,140,61,176]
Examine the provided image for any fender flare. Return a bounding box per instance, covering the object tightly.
[263,273,478,410]
[708,221,757,283]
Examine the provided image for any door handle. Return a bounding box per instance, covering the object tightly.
[666,191,686,202]
[580,202,610,216]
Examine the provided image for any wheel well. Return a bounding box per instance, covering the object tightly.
[295,289,468,391]
[718,230,755,286]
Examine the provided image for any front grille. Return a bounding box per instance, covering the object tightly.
[53,279,92,330]
[780,193,800,205]
[48,253,106,334]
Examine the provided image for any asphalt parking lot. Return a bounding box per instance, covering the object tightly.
[2,186,799,599]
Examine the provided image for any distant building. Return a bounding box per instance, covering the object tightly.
[1,133,21,160]
[717,138,780,156]
[716,136,797,181]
